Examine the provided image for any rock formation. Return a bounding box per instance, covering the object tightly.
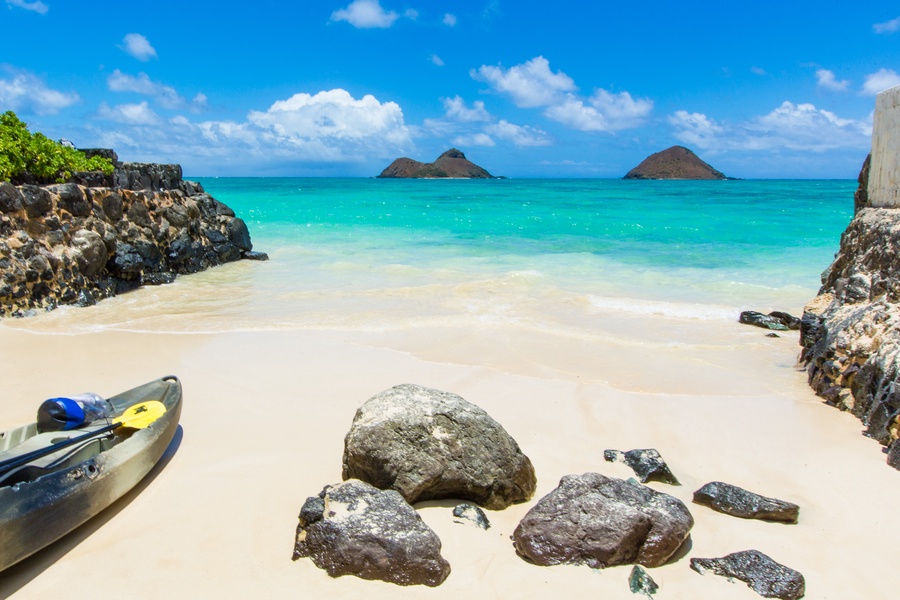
[0,150,265,318]
[690,550,805,600]
[693,482,799,523]
[342,384,536,509]
[292,479,451,587]
[377,149,497,179]
[623,146,727,180]
[512,473,693,569]
[603,448,680,485]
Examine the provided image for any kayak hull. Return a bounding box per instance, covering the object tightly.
[0,376,182,572]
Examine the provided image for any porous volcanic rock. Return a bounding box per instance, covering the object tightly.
[624,146,727,180]
[292,479,451,587]
[603,448,680,485]
[690,550,805,599]
[693,482,799,523]
[377,149,497,179]
[342,384,536,509]
[512,473,693,569]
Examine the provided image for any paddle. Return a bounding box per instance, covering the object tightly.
[0,401,167,477]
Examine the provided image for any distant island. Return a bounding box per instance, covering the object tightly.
[624,146,728,180]
[378,149,499,179]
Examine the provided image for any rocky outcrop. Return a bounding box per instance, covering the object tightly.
[693,482,799,523]
[512,473,693,569]
[292,479,451,587]
[603,448,680,485]
[0,152,265,318]
[624,146,728,180]
[690,550,805,600]
[377,149,498,179]
[342,384,536,509]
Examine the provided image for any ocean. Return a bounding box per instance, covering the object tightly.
[7,178,855,336]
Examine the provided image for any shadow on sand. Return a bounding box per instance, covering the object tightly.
[0,425,183,598]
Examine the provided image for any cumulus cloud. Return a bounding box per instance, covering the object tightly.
[0,67,78,114]
[443,13,457,26]
[120,33,157,61]
[873,16,900,34]
[106,70,207,113]
[96,101,161,125]
[545,89,652,131]
[669,101,871,153]
[442,96,491,122]
[331,0,406,28]
[472,56,576,108]
[486,120,551,146]
[5,0,47,14]
[816,68,849,92]
[862,68,900,95]
[452,133,495,147]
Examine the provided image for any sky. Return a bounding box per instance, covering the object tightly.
[1,0,899,179]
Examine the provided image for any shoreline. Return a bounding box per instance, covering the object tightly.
[2,320,898,599]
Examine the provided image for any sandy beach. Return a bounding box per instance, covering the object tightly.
[2,303,898,599]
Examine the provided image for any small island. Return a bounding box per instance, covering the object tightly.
[377,149,498,179]
[624,146,727,180]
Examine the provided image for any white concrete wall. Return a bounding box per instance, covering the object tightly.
[869,85,900,207]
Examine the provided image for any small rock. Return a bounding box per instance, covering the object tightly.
[604,448,680,485]
[629,565,659,598]
[739,311,800,331]
[693,482,799,523]
[690,550,805,599]
[766,333,780,338]
[292,479,451,587]
[513,473,693,569]
[887,440,900,471]
[452,503,490,530]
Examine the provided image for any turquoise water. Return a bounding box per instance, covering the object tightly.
[10,177,856,334]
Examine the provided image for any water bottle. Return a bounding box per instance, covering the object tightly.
[36,393,113,432]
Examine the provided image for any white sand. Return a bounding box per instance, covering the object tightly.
[1,317,898,599]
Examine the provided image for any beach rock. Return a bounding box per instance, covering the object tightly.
[739,310,800,331]
[512,473,693,569]
[888,441,900,470]
[0,182,23,213]
[629,565,659,598]
[623,146,727,180]
[692,482,799,523]
[342,384,536,509]
[604,448,680,485]
[452,503,491,530]
[690,550,805,599]
[377,148,498,179]
[292,479,451,587]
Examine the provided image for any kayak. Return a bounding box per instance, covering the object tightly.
[0,375,182,572]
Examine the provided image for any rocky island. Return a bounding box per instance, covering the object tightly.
[624,145,727,180]
[377,149,498,179]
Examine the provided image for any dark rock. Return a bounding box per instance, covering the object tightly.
[101,193,124,221]
[690,550,805,600]
[692,482,799,523]
[853,153,871,214]
[20,185,52,218]
[114,162,183,191]
[604,448,680,485]
[378,148,497,179]
[739,311,799,331]
[887,440,900,470]
[292,479,451,587]
[142,272,176,286]
[0,182,23,213]
[226,217,252,250]
[126,201,152,228]
[108,243,144,279]
[68,170,113,188]
[80,148,119,163]
[629,565,659,598]
[342,384,536,510]
[766,333,781,338]
[513,473,693,569]
[71,230,108,278]
[624,146,727,180]
[243,250,269,261]
[452,503,490,530]
[48,183,91,217]
[767,311,801,329]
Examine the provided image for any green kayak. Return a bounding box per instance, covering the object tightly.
[0,375,182,572]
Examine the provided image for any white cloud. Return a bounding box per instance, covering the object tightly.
[862,68,900,95]
[486,120,551,146]
[669,101,871,153]
[873,16,900,34]
[96,101,161,125]
[431,54,445,67]
[107,70,208,113]
[472,56,576,108]
[816,68,849,92]
[442,96,491,122]
[544,89,652,132]
[452,133,495,147]
[5,0,47,14]
[751,66,767,76]
[0,67,78,114]
[331,0,402,28]
[120,33,157,62]
[443,13,457,26]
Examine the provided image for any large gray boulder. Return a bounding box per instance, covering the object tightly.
[513,473,693,569]
[693,481,799,523]
[342,384,536,509]
[292,479,451,587]
[690,550,805,599]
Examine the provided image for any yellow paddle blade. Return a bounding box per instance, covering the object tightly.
[113,400,166,429]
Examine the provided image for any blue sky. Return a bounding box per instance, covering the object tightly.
[1,0,898,178]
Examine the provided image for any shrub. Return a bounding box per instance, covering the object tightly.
[0,111,114,183]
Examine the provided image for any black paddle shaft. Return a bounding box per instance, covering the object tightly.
[0,422,121,477]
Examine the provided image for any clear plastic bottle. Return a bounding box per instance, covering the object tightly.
[69,393,112,424]
[36,393,113,432]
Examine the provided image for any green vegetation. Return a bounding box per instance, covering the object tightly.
[0,111,114,184]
